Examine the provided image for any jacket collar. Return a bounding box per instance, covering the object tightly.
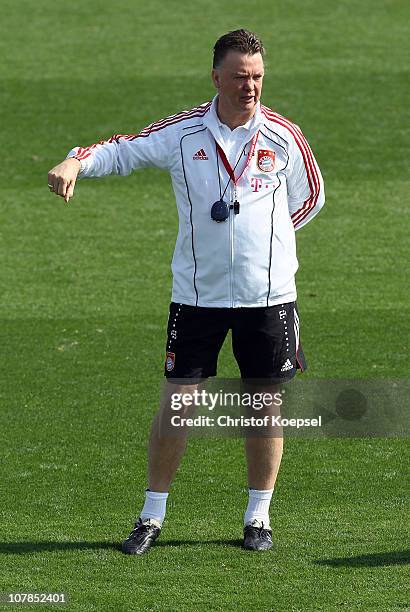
[203,95,263,146]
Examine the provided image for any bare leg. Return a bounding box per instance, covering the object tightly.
[244,384,284,489]
[245,436,283,490]
[148,381,197,492]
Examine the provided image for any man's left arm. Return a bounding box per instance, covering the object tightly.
[286,126,325,230]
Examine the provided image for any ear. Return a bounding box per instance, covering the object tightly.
[211,68,220,90]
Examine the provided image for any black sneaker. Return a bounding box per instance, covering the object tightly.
[122,518,161,555]
[243,519,273,551]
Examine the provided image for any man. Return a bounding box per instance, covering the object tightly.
[48,29,325,554]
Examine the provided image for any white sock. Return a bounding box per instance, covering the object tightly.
[244,488,274,528]
[140,489,169,526]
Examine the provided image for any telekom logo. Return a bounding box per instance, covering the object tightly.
[251,178,263,192]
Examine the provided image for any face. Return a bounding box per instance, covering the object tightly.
[212,50,264,116]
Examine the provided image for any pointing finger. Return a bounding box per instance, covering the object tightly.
[65,180,75,203]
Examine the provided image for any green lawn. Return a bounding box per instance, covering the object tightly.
[0,0,409,610]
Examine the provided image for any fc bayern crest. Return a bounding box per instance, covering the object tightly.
[257,149,276,172]
[165,351,175,372]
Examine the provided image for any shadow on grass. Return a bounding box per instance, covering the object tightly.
[0,539,243,555]
[315,550,410,567]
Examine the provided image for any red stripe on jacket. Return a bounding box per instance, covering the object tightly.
[73,102,212,161]
[261,106,320,228]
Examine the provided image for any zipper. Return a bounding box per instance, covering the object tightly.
[229,185,235,307]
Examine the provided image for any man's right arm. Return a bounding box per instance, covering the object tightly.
[47,122,173,203]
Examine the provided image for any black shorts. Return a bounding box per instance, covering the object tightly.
[164,301,307,383]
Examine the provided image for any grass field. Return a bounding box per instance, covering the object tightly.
[0,0,409,610]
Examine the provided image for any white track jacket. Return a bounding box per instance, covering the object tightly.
[67,96,325,308]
